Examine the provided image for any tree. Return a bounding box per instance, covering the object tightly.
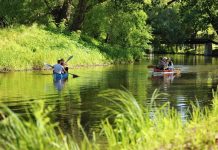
[69,0,107,31]
[147,0,186,46]
[0,0,73,26]
[70,0,89,31]
[180,0,218,35]
[157,0,218,36]
[83,1,152,50]
[82,2,109,38]
[49,0,73,25]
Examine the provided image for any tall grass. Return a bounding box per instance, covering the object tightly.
[0,102,80,150]
[0,101,101,150]
[1,89,218,149]
[98,89,218,149]
[0,24,109,71]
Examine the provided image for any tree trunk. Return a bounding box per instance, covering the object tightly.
[69,0,88,31]
[51,0,72,25]
[0,17,6,28]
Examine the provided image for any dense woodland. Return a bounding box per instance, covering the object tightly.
[0,0,218,54]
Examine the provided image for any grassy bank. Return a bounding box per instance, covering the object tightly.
[0,24,145,72]
[0,25,110,71]
[1,89,218,149]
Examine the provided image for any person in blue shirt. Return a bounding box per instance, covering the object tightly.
[60,58,68,73]
[53,60,67,80]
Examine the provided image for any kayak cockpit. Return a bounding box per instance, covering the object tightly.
[53,73,68,80]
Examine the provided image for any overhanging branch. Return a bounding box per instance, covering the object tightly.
[167,0,178,6]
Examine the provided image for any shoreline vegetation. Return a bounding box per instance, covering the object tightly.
[0,25,217,73]
[0,25,109,72]
[1,89,218,149]
[0,25,143,72]
[0,64,111,73]
[0,25,217,72]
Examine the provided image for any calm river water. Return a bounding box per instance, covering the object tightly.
[1,54,218,134]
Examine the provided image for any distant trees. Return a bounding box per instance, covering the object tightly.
[148,1,185,44]
[181,0,218,35]
[0,0,218,53]
[69,0,105,31]
[146,0,218,52]
[83,0,152,50]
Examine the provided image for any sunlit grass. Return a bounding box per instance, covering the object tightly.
[1,89,218,149]
[0,25,109,71]
[98,89,218,149]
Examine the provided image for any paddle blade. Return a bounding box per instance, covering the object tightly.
[66,55,73,63]
[71,74,79,78]
[44,63,53,68]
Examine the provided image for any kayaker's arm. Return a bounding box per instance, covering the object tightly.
[62,67,67,73]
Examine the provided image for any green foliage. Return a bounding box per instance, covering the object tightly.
[83,2,109,39]
[181,0,218,34]
[0,0,53,25]
[83,1,152,60]
[109,9,152,49]
[1,0,218,55]
[0,25,108,71]
[146,0,218,53]
[98,44,134,63]
[149,7,185,44]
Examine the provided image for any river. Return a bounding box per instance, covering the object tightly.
[0,54,218,135]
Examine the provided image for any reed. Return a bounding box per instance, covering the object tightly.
[98,89,218,149]
[0,102,81,150]
[1,89,218,149]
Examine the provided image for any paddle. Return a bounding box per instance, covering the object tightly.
[65,55,73,63]
[44,55,73,68]
[44,63,53,68]
[68,73,79,78]
[64,55,79,77]
[147,65,156,68]
[44,63,79,78]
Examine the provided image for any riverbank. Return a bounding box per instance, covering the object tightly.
[0,25,114,72]
[0,64,112,73]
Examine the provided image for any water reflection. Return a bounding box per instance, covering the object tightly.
[53,79,68,91]
[0,55,218,135]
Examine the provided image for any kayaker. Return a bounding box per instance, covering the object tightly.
[168,58,174,70]
[60,58,68,73]
[157,57,163,70]
[53,60,67,80]
[157,57,168,70]
[163,57,168,70]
